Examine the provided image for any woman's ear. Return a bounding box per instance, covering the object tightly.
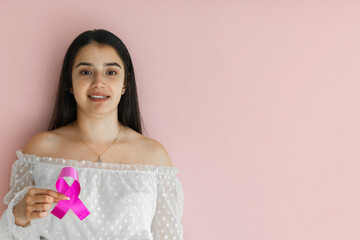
[121,81,126,95]
[70,88,74,94]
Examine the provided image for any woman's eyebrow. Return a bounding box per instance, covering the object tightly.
[75,62,122,69]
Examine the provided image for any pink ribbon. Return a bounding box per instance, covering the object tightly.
[51,167,90,220]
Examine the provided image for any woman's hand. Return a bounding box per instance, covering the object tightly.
[12,187,70,227]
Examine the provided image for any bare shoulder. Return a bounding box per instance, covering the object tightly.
[134,133,173,167]
[22,131,58,156]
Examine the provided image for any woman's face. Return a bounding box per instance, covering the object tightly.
[71,42,126,116]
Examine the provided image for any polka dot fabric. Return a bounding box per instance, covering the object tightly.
[0,150,185,240]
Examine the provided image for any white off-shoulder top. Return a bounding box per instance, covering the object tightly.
[0,150,185,240]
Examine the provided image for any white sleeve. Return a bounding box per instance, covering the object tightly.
[0,159,41,240]
[151,172,185,240]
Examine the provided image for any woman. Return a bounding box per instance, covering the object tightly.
[0,29,184,239]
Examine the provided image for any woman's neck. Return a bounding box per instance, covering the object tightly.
[73,115,123,144]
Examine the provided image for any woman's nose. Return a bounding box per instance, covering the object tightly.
[91,72,105,88]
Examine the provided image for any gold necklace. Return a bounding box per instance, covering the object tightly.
[75,121,121,162]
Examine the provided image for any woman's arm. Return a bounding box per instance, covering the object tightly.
[0,159,39,239]
[0,132,65,239]
[150,171,185,240]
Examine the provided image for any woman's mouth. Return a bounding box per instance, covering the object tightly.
[88,95,110,102]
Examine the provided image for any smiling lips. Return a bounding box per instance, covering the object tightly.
[88,92,110,102]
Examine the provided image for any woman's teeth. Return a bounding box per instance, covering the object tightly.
[89,95,108,99]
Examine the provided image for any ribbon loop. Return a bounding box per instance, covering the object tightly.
[51,167,90,220]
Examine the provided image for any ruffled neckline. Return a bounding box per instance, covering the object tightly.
[16,149,179,175]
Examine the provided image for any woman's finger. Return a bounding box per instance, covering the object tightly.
[32,203,52,212]
[34,194,55,204]
[29,187,69,201]
[31,210,48,219]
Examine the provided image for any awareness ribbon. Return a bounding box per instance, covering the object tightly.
[51,167,90,220]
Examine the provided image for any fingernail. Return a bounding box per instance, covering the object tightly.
[66,197,70,200]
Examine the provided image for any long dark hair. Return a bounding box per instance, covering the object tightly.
[48,29,143,134]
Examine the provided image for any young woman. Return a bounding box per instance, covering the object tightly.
[0,29,184,239]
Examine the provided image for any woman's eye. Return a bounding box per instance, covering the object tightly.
[106,71,117,75]
[81,70,91,75]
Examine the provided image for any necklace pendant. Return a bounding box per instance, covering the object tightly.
[98,157,102,162]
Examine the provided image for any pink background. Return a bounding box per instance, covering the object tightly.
[1,0,360,239]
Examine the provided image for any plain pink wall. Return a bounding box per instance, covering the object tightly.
[1,0,360,239]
